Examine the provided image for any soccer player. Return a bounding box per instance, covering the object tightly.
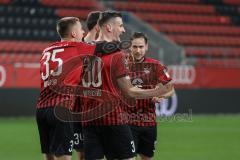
[73,11,101,160]
[81,11,173,160]
[125,32,174,160]
[36,16,120,160]
[84,11,101,43]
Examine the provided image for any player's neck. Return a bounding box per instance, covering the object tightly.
[61,38,80,42]
[133,56,145,63]
[84,30,97,43]
[97,31,114,42]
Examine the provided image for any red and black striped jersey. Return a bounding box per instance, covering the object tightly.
[36,41,96,110]
[123,57,172,126]
[79,51,129,126]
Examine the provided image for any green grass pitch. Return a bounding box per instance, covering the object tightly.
[0,115,239,160]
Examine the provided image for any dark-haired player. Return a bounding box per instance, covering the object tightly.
[125,32,174,160]
[73,11,101,160]
[84,11,101,43]
[81,11,173,160]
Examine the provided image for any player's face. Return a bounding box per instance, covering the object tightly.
[71,21,85,42]
[110,17,125,41]
[130,38,148,62]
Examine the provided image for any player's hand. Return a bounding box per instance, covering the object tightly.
[152,97,164,103]
[155,83,173,96]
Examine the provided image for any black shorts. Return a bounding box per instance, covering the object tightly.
[83,125,136,160]
[36,107,74,156]
[73,122,84,151]
[130,125,157,158]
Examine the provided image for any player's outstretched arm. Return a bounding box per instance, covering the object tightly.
[94,41,121,56]
[117,76,173,99]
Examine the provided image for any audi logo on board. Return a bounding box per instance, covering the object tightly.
[168,65,196,84]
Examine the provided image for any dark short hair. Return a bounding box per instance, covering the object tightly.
[130,32,148,44]
[98,11,122,27]
[56,17,80,38]
[86,11,101,31]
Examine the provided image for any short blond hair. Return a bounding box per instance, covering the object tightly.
[56,17,80,38]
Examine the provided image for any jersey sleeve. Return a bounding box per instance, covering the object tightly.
[157,63,172,85]
[111,52,129,79]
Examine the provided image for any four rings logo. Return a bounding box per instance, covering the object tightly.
[168,65,196,84]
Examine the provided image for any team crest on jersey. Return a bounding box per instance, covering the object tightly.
[143,67,150,74]
[132,78,143,88]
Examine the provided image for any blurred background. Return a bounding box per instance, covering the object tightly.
[0,0,240,159]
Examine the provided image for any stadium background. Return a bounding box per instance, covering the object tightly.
[0,0,239,159]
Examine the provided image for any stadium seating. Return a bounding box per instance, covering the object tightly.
[56,9,91,19]
[0,40,50,53]
[41,0,101,19]
[0,0,11,4]
[135,13,232,25]
[0,53,41,63]
[41,0,99,9]
[0,4,58,41]
[155,24,240,36]
[196,58,240,67]
[116,0,201,4]
[111,0,240,65]
[224,0,240,5]
[0,0,100,58]
[1,0,240,66]
[168,35,240,47]
[185,47,240,57]
[115,2,216,15]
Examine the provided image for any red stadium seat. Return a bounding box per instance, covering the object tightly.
[41,0,99,9]
[0,53,41,64]
[0,0,11,4]
[0,41,50,53]
[136,13,231,25]
[156,24,240,36]
[56,9,90,19]
[196,58,240,67]
[126,0,201,4]
[115,2,215,15]
[185,47,240,57]
[224,0,240,5]
[169,35,240,47]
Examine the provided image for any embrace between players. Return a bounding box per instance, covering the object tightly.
[36,10,174,160]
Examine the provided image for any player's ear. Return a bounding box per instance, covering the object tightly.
[146,43,149,51]
[71,31,77,38]
[95,25,100,32]
[130,43,134,51]
[106,24,112,32]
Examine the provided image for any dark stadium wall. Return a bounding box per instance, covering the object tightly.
[155,89,240,117]
[0,89,39,116]
[0,89,240,116]
[174,89,240,114]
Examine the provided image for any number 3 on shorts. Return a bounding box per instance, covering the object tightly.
[131,141,135,153]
